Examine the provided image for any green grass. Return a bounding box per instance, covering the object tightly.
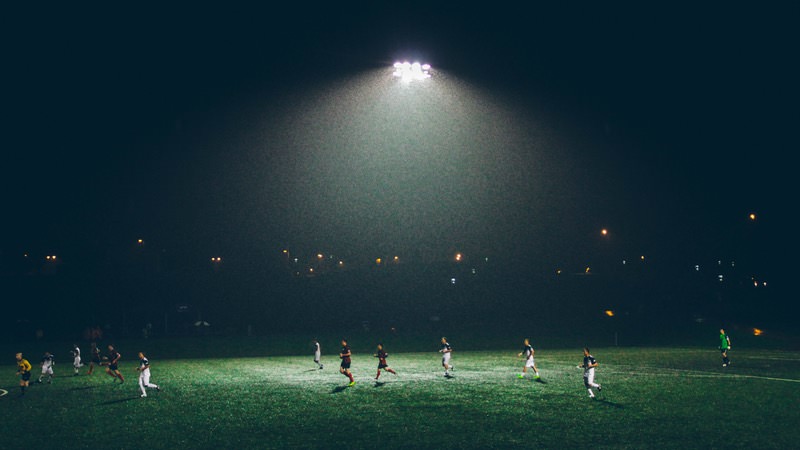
[2,347,799,449]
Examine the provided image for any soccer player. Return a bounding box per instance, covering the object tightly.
[517,338,540,380]
[15,353,32,396]
[87,342,101,375]
[339,339,355,386]
[38,351,55,384]
[71,343,83,376]
[578,347,602,398]
[313,338,323,369]
[439,337,454,377]
[719,328,732,367]
[105,344,125,383]
[373,343,397,380]
[136,352,161,398]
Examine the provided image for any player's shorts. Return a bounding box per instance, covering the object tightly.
[108,363,119,371]
[525,358,536,368]
[340,360,351,369]
[720,347,729,353]
[21,372,31,381]
[378,362,388,369]
[42,367,54,375]
[442,353,451,365]
[91,356,101,364]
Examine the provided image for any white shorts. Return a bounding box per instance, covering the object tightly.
[442,353,451,365]
[314,351,321,362]
[42,366,53,375]
[525,358,536,368]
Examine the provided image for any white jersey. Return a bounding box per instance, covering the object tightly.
[41,355,55,374]
[72,346,82,366]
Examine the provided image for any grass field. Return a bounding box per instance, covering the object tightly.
[2,345,799,449]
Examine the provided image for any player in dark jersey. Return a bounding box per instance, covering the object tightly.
[578,347,602,398]
[37,351,55,384]
[373,343,397,381]
[87,342,102,375]
[339,339,355,386]
[517,338,540,380]
[439,337,453,377]
[136,352,160,398]
[16,352,32,396]
[104,345,125,383]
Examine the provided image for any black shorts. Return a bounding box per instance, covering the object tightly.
[378,362,388,369]
[340,361,351,369]
[92,357,101,364]
[108,363,119,371]
[720,348,729,354]
[21,372,31,381]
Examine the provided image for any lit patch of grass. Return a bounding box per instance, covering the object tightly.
[2,348,798,449]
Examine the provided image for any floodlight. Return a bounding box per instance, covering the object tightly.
[392,61,431,81]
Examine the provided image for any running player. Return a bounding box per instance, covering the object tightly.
[105,345,125,383]
[313,339,323,369]
[136,352,161,398]
[439,337,453,377]
[15,353,32,396]
[71,343,83,376]
[87,342,101,375]
[517,338,540,380]
[578,347,602,398]
[719,329,732,367]
[38,352,55,384]
[373,343,397,380]
[339,339,355,386]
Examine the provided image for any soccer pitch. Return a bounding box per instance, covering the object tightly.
[2,347,799,449]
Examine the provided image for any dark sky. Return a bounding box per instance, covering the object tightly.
[4,4,793,274]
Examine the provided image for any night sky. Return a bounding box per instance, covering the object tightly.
[4,4,793,289]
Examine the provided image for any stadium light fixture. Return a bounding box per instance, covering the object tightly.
[393,61,431,82]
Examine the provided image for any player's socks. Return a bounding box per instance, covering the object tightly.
[375,371,381,380]
[387,368,397,375]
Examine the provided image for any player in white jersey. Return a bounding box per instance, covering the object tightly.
[71,344,83,376]
[439,337,454,377]
[578,347,602,398]
[313,339,323,369]
[517,338,540,380]
[38,352,55,384]
[136,352,161,398]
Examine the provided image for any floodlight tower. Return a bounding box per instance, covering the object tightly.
[393,61,432,82]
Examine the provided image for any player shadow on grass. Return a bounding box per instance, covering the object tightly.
[592,398,623,409]
[70,385,98,391]
[330,385,350,394]
[373,381,386,387]
[99,396,140,405]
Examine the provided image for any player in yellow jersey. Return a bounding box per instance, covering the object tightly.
[15,352,32,396]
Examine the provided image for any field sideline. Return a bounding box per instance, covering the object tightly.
[2,347,799,449]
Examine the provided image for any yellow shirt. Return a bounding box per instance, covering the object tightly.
[17,359,32,373]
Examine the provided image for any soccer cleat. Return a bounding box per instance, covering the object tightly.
[517,374,525,379]
[348,381,356,387]
[156,386,161,392]
[141,394,147,398]
[597,384,602,392]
